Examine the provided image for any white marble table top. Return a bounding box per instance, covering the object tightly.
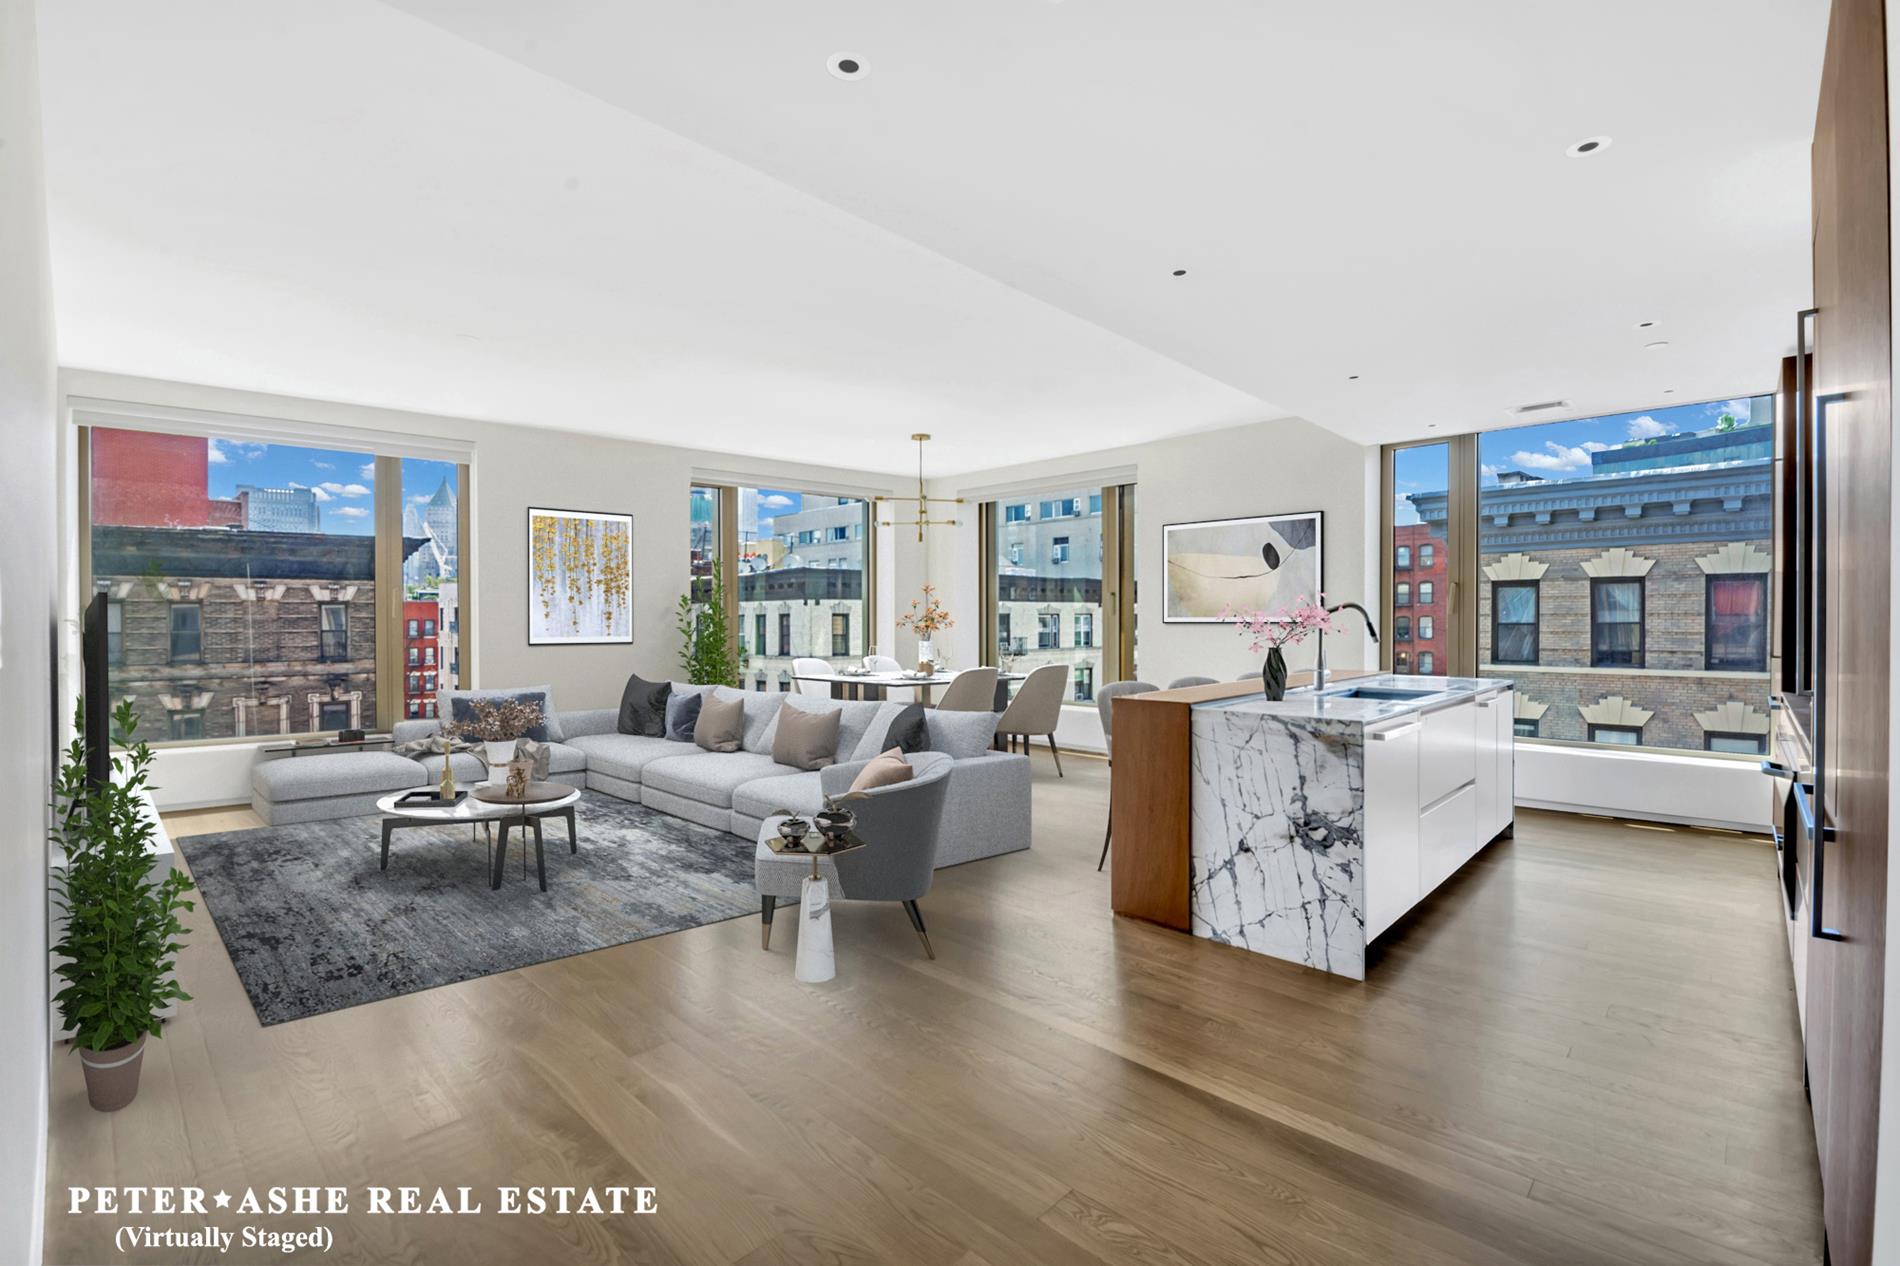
[1194,674,1512,725]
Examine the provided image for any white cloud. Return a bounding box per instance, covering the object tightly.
[332,506,369,519]
[311,460,334,470]
[1626,415,1675,440]
[286,480,306,489]
[318,481,371,498]
[1580,441,1610,453]
[411,492,431,504]
[758,493,794,510]
[206,439,231,464]
[311,486,334,502]
[358,462,376,481]
[1505,440,1601,473]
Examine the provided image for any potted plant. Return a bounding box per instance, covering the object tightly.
[1222,593,1333,701]
[446,696,546,771]
[897,584,955,671]
[50,700,196,1112]
[676,557,749,686]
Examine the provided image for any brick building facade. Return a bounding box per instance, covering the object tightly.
[1390,522,1448,676]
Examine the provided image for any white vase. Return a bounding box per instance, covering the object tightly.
[484,739,518,779]
[917,638,937,668]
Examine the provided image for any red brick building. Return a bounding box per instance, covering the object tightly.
[402,598,442,719]
[90,429,240,527]
[1390,522,1448,675]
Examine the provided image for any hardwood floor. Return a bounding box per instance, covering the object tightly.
[44,754,1823,1265]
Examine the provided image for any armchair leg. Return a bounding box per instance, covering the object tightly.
[902,899,936,960]
[1046,733,1064,776]
[761,895,776,950]
[1098,809,1112,872]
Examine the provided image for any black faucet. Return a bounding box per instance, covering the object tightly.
[1315,602,1380,692]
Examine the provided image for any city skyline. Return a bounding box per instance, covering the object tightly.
[201,437,457,537]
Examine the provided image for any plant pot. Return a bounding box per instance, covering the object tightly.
[1261,646,1288,702]
[79,1034,146,1112]
[484,739,518,777]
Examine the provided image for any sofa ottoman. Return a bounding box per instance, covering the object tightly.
[251,751,429,826]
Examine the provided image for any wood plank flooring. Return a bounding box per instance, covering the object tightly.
[43,753,1824,1264]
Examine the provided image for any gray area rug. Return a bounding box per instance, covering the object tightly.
[178,791,758,1025]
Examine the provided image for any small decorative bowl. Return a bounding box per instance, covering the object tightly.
[776,817,812,848]
[815,810,855,844]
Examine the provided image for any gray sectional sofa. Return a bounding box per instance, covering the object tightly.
[250,684,1032,869]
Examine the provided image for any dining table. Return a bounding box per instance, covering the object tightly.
[791,667,1025,707]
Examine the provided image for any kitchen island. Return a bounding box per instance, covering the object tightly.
[1110,674,1514,979]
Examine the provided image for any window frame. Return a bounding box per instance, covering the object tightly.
[1394,615,1411,641]
[1512,718,1539,739]
[168,602,204,664]
[1589,577,1646,668]
[1588,723,1643,746]
[1418,650,1435,675]
[318,601,350,662]
[1491,579,1540,666]
[830,611,850,658]
[106,599,124,667]
[1704,730,1767,755]
[1418,615,1434,641]
[1395,582,1411,608]
[1418,581,1435,606]
[1395,545,1411,569]
[1704,573,1768,672]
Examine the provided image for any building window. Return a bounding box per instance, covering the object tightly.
[1589,724,1643,746]
[423,672,435,692]
[997,612,1012,656]
[1419,651,1435,675]
[318,602,350,661]
[1395,583,1411,608]
[1420,543,1434,568]
[1513,718,1539,739]
[424,700,435,719]
[407,700,420,718]
[1394,615,1411,641]
[407,646,420,666]
[317,700,351,732]
[424,646,435,666]
[986,485,1120,705]
[408,671,421,694]
[778,612,791,656]
[1591,579,1645,667]
[1004,503,1028,523]
[1418,581,1435,606]
[1075,611,1095,648]
[1705,731,1767,755]
[167,711,204,741]
[1073,665,1094,701]
[106,601,124,666]
[1706,575,1767,671]
[406,618,420,638]
[1419,615,1434,641]
[1051,536,1071,564]
[423,618,436,638]
[1492,581,1539,664]
[1395,650,1411,673]
[1395,545,1411,569]
[754,613,766,657]
[168,603,203,662]
[830,612,850,658]
[1038,612,1059,649]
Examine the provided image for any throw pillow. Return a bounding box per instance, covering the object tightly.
[616,672,672,737]
[923,708,998,759]
[884,703,929,754]
[665,692,704,741]
[447,689,551,743]
[848,748,916,794]
[772,704,843,771]
[693,691,746,753]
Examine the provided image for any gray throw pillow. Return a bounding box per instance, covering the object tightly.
[884,703,929,754]
[693,691,746,753]
[665,691,704,741]
[923,708,998,759]
[617,673,671,737]
[772,704,843,771]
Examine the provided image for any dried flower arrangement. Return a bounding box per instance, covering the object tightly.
[444,696,545,744]
[897,584,955,637]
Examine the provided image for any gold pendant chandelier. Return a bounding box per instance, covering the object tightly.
[875,433,964,543]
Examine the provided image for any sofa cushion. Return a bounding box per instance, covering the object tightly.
[541,741,589,775]
[848,702,908,762]
[694,692,746,753]
[665,692,704,741]
[564,732,681,782]
[924,709,999,759]
[617,673,672,737]
[763,695,883,762]
[885,703,930,754]
[849,748,916,793]
[415,750,489,785]
[443,686,557,742]
[735,689,786,753]
[642,751,800,809]
[730,769,827,824]
[252,751,425,802]
[772,703,842,771]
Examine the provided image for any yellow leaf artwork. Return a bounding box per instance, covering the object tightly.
[527,508,633,644]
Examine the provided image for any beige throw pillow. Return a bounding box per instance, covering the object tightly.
[772,704,842,771]
[848,748,915,794]
[693,691,746,753]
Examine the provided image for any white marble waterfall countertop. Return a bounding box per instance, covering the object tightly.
[1194,674,1511,726]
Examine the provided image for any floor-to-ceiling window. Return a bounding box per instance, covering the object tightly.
[1387,442,1454,675]
[1386,392,1775,754]
[983,484,1133,705]
[731,487,871,690]
[85,424,466,742]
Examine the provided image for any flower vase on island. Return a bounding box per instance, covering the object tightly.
[1221,593,1334,702]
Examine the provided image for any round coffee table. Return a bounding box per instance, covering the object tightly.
[375,785,581,891]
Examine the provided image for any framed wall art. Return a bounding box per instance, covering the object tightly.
[1162,511,1323,622]
[527,507,633,645]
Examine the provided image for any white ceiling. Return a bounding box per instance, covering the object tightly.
[39,1,1826,474]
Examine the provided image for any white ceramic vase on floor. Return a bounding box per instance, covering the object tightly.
[795,874,835,983]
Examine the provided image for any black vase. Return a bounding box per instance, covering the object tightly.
[1261,646,1288,701]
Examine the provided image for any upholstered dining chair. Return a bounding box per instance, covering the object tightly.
[864,654,904,673]
[995,662,1070,775]
[1168,675,1218,689]
[1096,679,1159,870]
[791,656,834,698]
[755,751,954,958]
[934,666,998,712]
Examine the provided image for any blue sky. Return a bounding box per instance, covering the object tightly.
[205,438,455,535]
[1392,394,1768,524]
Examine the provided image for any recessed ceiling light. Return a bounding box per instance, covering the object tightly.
[1427,424,1438,429]
[1347,374,1360,381]
[1663,388,1676,394]
[1566,136,1612,158]
[1171,269,1187,277]
[1635,320,1656,329]
[827,53,864,80]
[1644,340,1670,350]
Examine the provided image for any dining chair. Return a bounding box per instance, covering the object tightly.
[1168,675,1218,690]
[864,655,904,673]
[995,663,1070,775]
[1097,680,1158,870]
[791,657,834,698]
[934,666,998,712]
[756,752,953,958]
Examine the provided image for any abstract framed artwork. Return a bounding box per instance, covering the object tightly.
[527,507,633,645]
[1162,511,1323,622]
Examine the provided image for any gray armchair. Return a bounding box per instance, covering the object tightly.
[756,751,954,959]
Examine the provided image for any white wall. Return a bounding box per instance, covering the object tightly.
[0,0,57,1255]
[58,371,903,807]
[920,414,1375,751]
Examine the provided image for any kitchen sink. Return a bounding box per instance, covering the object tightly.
[1321,686,1441,702]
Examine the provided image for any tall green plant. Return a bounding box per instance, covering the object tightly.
[50,700,196,1053]
[676,557,748,686]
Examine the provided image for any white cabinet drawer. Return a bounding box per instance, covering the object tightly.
[1419,700,1477,806]
[1419,782,1478,895]
[1363,717,1422,940]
